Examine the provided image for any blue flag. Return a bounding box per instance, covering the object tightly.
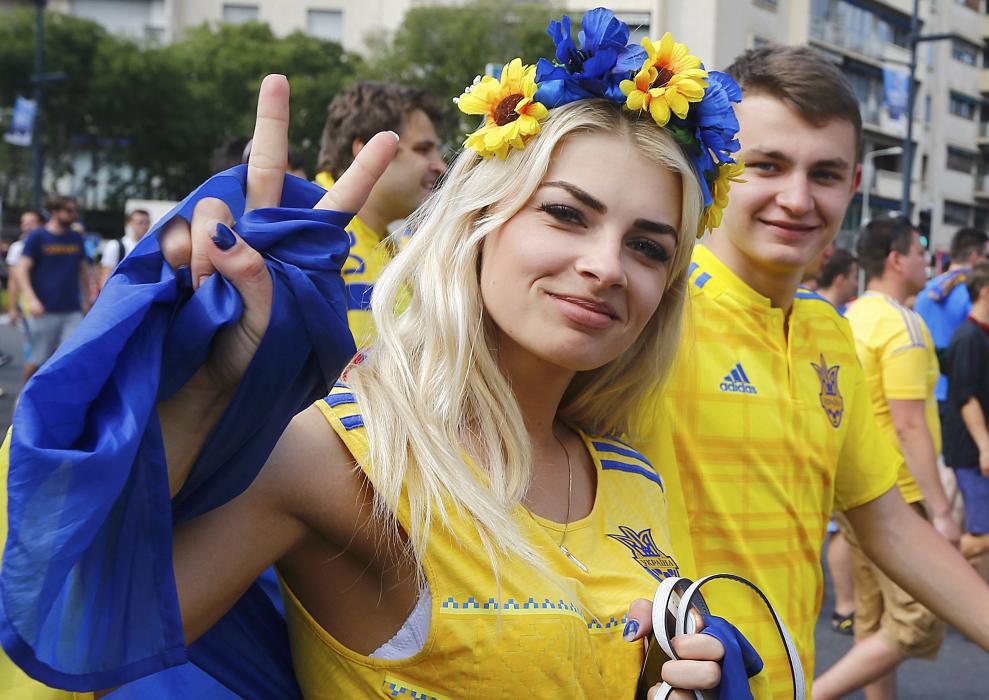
[0,166,356,696]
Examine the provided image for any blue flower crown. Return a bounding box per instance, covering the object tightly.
[455,7,744,236]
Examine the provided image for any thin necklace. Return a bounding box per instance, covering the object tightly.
[549,430,589,573]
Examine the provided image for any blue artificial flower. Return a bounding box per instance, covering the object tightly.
[691,71,742,164]
[535,8,647,108]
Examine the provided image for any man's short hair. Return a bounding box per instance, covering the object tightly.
[127,209,150,221]
[949,227,989,262]
[724,45,863,160]
[818,248,857,289]
[317,81,441,179]
[856,216,916,282]
[966,261,989,302]
[45,195,77,213]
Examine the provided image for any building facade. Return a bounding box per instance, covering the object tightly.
[7,0,989,252]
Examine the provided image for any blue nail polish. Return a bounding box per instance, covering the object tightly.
[623,619,640,641]
[212,222,236,250]
[175,265,192,289]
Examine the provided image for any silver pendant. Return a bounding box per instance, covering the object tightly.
[560,544,589,573]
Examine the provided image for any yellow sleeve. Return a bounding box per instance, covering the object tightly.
[880,322,932,401]
[833,360,900,512]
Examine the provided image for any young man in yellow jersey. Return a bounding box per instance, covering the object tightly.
[635,45,989,697]
[814,217,959,699]
[314,82,447,345]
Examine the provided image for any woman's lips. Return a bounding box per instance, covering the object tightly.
[548,293,619,330]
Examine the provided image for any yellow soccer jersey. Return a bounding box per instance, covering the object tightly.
[636,246,900,699]
[315,171,393,347]
[283,385,684,699]
[845,292,938,504]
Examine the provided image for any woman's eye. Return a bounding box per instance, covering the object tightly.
[538,203,586,226]
[629,238,671,263]
[749,162,778,173]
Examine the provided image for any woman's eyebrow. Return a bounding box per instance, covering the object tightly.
[542,181,606,213]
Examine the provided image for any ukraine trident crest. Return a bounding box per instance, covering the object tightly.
[607,526,679,582]
[811,353,843,428]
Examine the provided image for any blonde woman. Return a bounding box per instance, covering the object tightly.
[3,10,752,698]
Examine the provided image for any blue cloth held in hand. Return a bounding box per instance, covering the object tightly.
[700,615,764,700]
[0,166,356,697]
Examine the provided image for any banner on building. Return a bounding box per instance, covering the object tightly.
[4,96,36,147]
[882,66,910,120]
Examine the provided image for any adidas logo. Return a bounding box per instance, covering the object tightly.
[720,362,757,394]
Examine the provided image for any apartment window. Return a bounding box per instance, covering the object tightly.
[751,35,772,49]
[617,13,650,45]
[944,200,973,226]
[845,62,883,124]
[952,39,979,66]
[810,0,911,58]
[307,9,343,41]
[955,0,979,9]
[754,0,778,10]
[223,4,258,24]
[950,92,978,119]
[947,146,977,173]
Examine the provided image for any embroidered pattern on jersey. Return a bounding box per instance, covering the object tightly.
[439,595,628,632]
[607,525,680,582]
[811,353,843,428]
[719,362,758,394]
[383,676,453,700]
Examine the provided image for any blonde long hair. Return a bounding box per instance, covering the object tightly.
[346,99,703,575]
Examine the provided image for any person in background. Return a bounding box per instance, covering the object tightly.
[817,247,859,314]
[14,195,90,382]
[315,82,447,346]
[815,217,958,700]
[943,261,989,569]
[915,227,989,410]
[99,209,152,288]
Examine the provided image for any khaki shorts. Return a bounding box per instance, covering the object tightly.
[835,502,945,660]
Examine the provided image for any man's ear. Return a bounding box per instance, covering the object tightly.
[351,139,365,159]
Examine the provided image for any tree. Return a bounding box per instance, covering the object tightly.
[360,1,562,144]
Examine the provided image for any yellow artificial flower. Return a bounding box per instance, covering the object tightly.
[456,58,549,159]
[698,161,746,236]
[620,33,708,127]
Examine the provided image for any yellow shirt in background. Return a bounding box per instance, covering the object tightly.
[315,171,393,347]
[636,246,899,698]
[844,292,937,504]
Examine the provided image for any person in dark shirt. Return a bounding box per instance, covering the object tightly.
[14,194,91,381]
[944,260,989,562]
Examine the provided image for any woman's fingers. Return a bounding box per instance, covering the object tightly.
[660,658,721,690]
[625,597,653,642]
[189,197,235,289]
[315,131,399,214]
[245,74,290,213]
[160,216,193,271]
[670,633,724,662]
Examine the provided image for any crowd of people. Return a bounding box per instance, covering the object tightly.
[1,7,989,699]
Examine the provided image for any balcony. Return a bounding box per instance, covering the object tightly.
[976,174,989,199]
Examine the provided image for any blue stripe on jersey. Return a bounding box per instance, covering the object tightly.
[600,459,664,490]
[592,441,655,467]
[339,414,364,430]
[346,282,373,311]
[688,261,699,276]
[323,392,356,408]
[694,272,711,289]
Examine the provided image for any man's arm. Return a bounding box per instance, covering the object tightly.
[845,488,989,649]
[960,397,989,477]
[15,256,43,317]
[6,269,20,321]
[888,398,961,543]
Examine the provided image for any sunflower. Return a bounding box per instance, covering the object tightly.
[698,161,746,236]
[620,33,708,127]
[456,58,549,159]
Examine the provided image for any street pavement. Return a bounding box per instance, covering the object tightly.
[0,321,986,696]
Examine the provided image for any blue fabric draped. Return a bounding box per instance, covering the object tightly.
[0,166,356,697]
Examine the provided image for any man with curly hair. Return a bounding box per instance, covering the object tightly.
[315,82,447,346]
